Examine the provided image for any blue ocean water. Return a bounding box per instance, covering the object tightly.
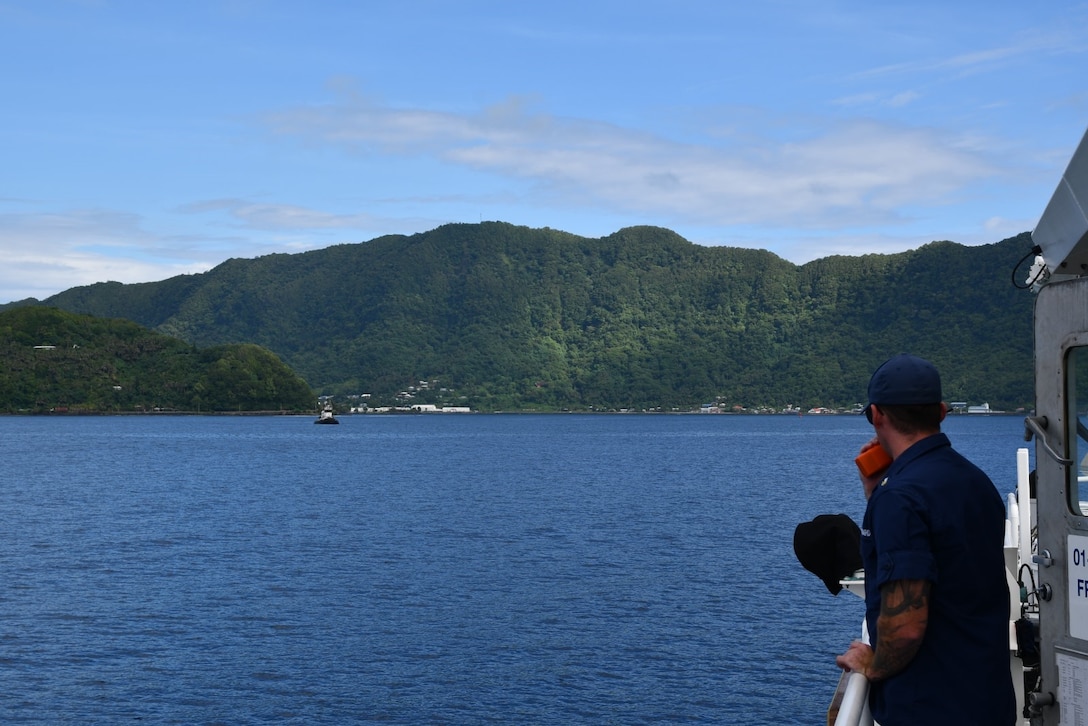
[0,413,1030,724]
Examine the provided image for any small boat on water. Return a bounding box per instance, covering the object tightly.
[314,405,339,424]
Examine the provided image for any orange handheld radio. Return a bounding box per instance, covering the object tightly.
[855,445,892,478]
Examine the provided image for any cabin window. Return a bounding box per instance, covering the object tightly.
[1067,346,1088,516]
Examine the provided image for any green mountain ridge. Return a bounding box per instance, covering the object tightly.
[8,222,1038,412]
[0,306,314,413]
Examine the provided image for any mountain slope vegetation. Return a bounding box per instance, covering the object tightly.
[18,222,1037,412]
[0,307,314,413]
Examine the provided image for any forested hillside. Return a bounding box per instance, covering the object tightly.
[0,307,314,413]
[17,223,1038,412]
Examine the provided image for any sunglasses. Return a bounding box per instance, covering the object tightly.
[864,404,877,424]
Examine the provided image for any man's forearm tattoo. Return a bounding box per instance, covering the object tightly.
[869,579,930,681]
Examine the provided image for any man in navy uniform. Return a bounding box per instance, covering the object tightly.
[836,354,1015,725]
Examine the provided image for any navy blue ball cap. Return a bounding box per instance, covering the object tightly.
[865,354,942,411]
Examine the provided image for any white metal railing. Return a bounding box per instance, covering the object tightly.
[830,670,872,726]
[1017,449,1032,559]
[829,616,874,726]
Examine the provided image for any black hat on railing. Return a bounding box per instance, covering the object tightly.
[793,513,863,595]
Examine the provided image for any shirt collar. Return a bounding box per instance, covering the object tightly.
[878,432,950,489]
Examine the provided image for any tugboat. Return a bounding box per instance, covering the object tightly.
[314,403,339,424]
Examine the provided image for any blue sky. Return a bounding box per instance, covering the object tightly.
[2,1,1087,303]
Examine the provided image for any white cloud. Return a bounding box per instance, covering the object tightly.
[0,209,211,301]
[853,24,1086,82]
[180,199,384,231]
[887,90,921,108]
[265,94,999,232]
